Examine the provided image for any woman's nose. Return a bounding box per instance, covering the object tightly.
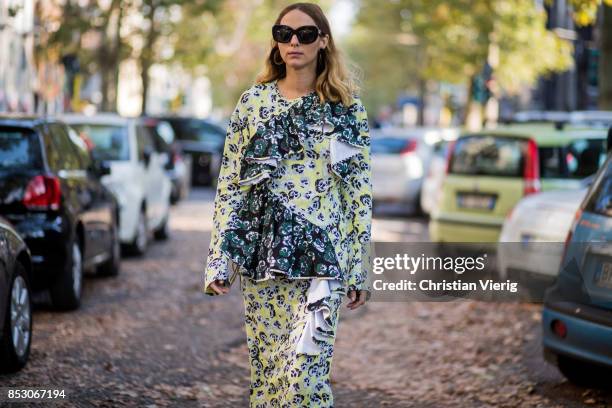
[290,34,300,44]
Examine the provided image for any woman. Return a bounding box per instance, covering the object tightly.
[203,2,372,406]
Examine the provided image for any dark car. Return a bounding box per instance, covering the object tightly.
[0,115,120,311]
[0,216,33,373]
[154,116,225,186]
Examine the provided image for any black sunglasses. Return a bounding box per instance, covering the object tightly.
[272,24,324,44]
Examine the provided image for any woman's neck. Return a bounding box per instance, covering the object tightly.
[279,69,316,98]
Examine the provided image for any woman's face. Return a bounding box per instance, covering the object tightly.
[276,10,328,70]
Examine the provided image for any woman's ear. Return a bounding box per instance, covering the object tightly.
[320,35,329,49]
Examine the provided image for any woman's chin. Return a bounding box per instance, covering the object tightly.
[285,60,314,70]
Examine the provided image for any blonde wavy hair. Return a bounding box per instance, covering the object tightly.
[255,2,361,107]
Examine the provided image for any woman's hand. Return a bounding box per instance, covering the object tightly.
[209,279,231,295]
[346,289,368,310]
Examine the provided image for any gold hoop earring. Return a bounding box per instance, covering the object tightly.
[273,48,284,66]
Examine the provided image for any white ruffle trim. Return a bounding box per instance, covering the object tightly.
[330,137,362,165]
[296,278,345,355]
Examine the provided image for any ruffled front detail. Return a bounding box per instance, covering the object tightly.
[296,278,345,355]
[238,110,306,186]
[220,182,342,281]
[238,90,370,187]
[322,99,371,182]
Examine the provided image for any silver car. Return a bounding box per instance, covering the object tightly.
[371,127,458,215]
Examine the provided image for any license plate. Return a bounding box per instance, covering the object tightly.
[457,194,495,210]
[596,262,612,289]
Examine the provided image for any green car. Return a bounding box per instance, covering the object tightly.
[429,124,608,242]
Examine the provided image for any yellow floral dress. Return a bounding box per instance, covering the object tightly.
[203,78,372,407]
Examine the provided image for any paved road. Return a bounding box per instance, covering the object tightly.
[1,187,610,407]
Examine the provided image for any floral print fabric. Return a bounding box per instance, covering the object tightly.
[220,182,341,280]
[241,274,342,407]
[203,79,373,295]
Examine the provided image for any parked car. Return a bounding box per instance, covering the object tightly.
[155,116,224,186]
[371,127,458,215]
[140,117,191,204]
[568,111,612,128]
[0,216,33,373]
[61,113,172,256]
[512,110,612,128]
[0,115,120,310]
[497,187,590,286]
[429,124,607,242]
[542,152,612,386]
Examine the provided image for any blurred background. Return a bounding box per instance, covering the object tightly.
[1,1,612,406]
[1,0,610,126]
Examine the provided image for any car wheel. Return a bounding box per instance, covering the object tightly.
[0,261,32,373]
[558,355,612,388]
[170,184,180,205]
[50,239,83,311]
[128,209,148,256]
[413,191,425,217]
[153,213,170,241]
[97,221,121,277]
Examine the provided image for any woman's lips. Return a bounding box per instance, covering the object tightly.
[287,52,303,57]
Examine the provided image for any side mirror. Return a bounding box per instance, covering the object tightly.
[142,147,152,167]
[98,161,112,176]
[90,160,111,177]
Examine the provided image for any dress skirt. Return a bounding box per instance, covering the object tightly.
[240,274,343,407]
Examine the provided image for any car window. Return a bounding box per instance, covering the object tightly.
[584,157,612,217]
[432,140,448,157]
[136,125,156,161]
[539,138,606,179]
[66,126,93,169]
[449,135,524,177]
[174,119,225,149]
[69,123,130,161]
[566,139,606,178]
[41,126,62,171]
[539,146,565,178]
[48,123,81,170]
[371,137,415,154]
[143,124,171,154]
[0,127,43,170]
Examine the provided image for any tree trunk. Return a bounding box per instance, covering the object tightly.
[599,4,612,109]
[140,1,158,115]
[99,45,111,111]
[109,4,124,111]
[141,59,151,115]
[99,0,121,112]
[417,77,426,126]
[463,75,483,131]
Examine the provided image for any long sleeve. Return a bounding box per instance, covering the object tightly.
[202,95,250,296]
[339,98,373,294]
